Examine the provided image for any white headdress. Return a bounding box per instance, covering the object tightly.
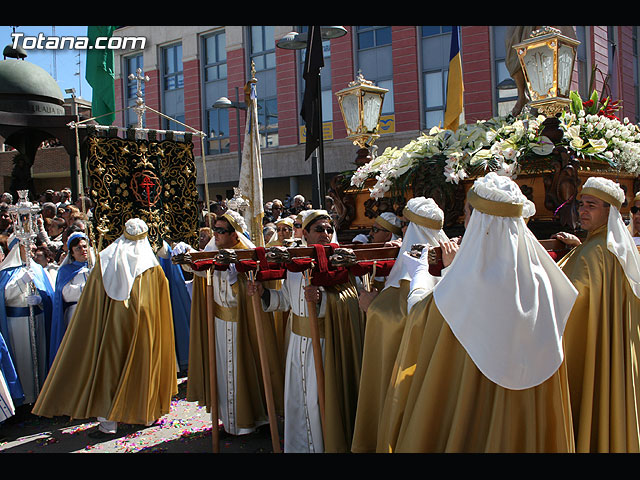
[433,172,578,390]
[579,176,640,298]
[0,234,22,272]
[384,197,449,292]
[99,218,159,301]
[374,212,403,240]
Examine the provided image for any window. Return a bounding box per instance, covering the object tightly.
[492,26,518,117]
[356,26,394,116]
[250,26,278,148]
[161,43,184,133]
[575,26,588,98]
[124,54,144,128]
[202,31,229,155]
[421,26,453,129]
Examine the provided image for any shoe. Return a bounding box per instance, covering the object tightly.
[88,429,116,439]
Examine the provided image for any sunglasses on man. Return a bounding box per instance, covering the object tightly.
[631,206,640,214]
[213,226,234,234]
[314,225,334,234]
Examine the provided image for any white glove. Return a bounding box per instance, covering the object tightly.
[171,242,194,256]
[26,294,42,306]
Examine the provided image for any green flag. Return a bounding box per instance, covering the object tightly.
[86,26,117,125]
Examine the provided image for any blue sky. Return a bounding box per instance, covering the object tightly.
[1,25,92,100]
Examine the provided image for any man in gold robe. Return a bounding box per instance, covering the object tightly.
[32,218,177,438]
[248,209,363,453]
[351,197,449,453]
[555,176,640,452]
[174,209,284,437]
[377,172,579,453]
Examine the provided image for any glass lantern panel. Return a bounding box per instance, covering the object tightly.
[521,44,554,99]
[557,44,575,97]
[362,92,383,133]
[340,94,361,133]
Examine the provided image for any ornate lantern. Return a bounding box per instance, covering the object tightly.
[336,71,389,165]
[513,26,580,117]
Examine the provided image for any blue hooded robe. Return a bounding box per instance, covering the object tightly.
[158,242,191,372]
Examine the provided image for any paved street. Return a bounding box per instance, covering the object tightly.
[0,376,278,454]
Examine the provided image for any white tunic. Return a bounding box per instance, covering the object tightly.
[263,271,327,453]
[210,265,267,435]
[60,269,89,329]
[4,267,47,404]
[0,368,15,422]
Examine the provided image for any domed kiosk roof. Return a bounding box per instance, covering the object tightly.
[0,55,65,115]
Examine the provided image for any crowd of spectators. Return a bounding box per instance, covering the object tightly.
[0,188,93,287]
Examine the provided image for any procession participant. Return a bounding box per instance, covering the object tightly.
[351,197,448,453]
[292,214,304,240]
[32,219,177,438]
[174,209,284,437]
[199,227,213,250]
[369,212,403,244]
[554,177,640,452]
[266,217,295,247]
[264,216,295,356]
[377,172,579,453]
[0,234,54,405]
[157,240,191,374]
[0,330,20,420]
[48,232,90,367]
[248,209,364,453]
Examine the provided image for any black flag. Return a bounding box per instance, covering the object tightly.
[300,26,324,161]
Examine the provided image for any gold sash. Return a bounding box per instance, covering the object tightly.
[214,302,237,323]
[291,313,325,339]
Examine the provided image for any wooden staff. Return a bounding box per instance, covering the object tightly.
[302,267,326,437]
[205,269,219,453]
[247,270,282,453]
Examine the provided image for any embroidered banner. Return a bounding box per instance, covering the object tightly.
[86,133,199,251]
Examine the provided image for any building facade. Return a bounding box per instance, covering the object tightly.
[3,26,640,204]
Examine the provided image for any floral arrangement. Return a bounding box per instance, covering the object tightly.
[350,90,640,200]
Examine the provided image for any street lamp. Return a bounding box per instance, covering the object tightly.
[513,26,580,118]
[213,87,247,174]
[335,70,388,166]
[276,26,348,208]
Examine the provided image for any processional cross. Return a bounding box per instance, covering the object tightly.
[128,67,150,129]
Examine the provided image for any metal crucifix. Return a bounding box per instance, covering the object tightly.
[128,67,150,129]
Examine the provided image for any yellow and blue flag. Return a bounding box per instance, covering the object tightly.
[444,26,464,132]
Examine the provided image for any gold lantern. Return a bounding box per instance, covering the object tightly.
[513,26,580,117]
[336,71,388,165]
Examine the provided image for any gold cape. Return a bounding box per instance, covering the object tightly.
[322,280,365,453]
[376,293,574,453]
[32,260,178,426]
[186,271,284,429]
[351,280,409,453]
[558,224,640,452]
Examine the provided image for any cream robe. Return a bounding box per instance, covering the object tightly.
[376,293,575,453]
[264,270,327,453]
[559,224,640,452]
[264,271,363,453]
[32,259,177,426]
[185,251,284,436]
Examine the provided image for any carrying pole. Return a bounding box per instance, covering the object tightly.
[248,271,282,453]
